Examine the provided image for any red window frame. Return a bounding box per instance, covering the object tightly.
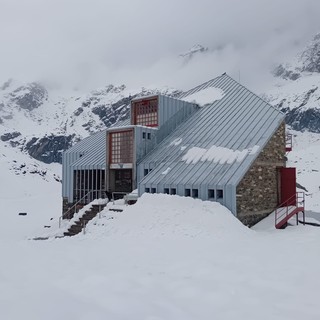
[132,97,158,127]
[109,129,134,164]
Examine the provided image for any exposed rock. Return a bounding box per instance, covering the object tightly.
[1,131,21,142]
[297,182,308,192]
[272,64,301,80]
[300,33,320,73]
[10,82,48,111]
[73,107,83,116]
[1,79,12,91]
[92,96,131,127]
[180,44,209,61]
[25,134,76,164]
[280,106,320,133]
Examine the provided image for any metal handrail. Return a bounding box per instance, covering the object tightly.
[59,191,94,227]
[82,203,107,234]
[275,192,305,226]
[112,191,128,204]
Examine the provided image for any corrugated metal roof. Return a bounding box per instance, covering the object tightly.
[64,117,131,168]
[139,73,285,188]
[66,130,107,168]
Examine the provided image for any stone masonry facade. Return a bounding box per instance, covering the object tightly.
[236,121,286,227]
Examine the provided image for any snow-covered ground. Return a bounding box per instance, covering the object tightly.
[288,129,320,211]
[1,186,320,319]
[0,142,61,241]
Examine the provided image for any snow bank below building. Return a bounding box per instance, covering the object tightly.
[87,194,250,240]
[2,194,320,319]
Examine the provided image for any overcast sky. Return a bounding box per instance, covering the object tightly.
[1,0,320,92]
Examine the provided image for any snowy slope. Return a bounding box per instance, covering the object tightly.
[288,130,320,212]
[0,79,180,164]
[0,140,61,240]
[265,33,320,133]
[1,194,320,320]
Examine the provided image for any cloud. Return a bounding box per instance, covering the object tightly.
[1,0,320,92]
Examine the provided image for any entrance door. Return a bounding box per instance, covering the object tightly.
[279,167,296,205]
[114,169,132,192]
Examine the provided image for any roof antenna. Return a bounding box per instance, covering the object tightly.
[238,70,241,83]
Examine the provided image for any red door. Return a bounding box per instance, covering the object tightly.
[279,167,296,206]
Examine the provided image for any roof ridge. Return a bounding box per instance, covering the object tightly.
[223,74,285,116]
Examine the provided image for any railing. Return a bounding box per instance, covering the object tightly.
[112,191,128,204]
[275,192,305,228]
[286,133,293,152]
[59,190,100,227]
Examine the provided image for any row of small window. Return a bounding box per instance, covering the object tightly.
[144,188,224,199]
[142,132,151,139]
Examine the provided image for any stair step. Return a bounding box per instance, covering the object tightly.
[63,201,107,237]
[64,231,80,236]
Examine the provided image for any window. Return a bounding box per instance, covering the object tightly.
[164,188,169,194]
[208,189,215,199]
[109,130,133,164]
[132,98,158,127]
[217,189,224,199]
[144,169,149,176]
[170,188,176,195]
[142,132,146,139]
[192,189,198,198]
[145,188,150,193]
[151,188,156,194]
[185,189,191,197]
[147,132,151,140]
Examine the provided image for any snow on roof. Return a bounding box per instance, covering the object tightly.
[182,145,260,165]
[139,73,285,190]
[161,167,171,175]
[183,87,225,106]
[170,138,182,146]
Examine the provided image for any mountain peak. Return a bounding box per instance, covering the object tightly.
[179,44,208,60]
[299,32,320,73]
[273,32,320,80]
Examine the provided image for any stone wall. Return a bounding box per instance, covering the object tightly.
[236,121,286,226]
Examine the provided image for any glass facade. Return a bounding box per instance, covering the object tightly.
[132,97,158,127]
[73,169,105,202]
[109,130,133,164]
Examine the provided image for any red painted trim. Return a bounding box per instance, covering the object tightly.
[279,167,296,205]
[109,129,134,164]
[131,97,158,127]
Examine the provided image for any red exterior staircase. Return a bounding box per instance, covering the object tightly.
[275,192,305,229]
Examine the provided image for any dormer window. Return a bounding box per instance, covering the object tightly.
[132,97,158,127]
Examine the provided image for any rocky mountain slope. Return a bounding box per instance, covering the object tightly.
[265,33,320,133]
[0,80,180,164]
[2,35,320,172]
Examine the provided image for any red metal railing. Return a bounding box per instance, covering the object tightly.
[275,192,305,228]
[286,133,293,152]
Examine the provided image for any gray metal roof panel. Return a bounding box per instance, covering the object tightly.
[139,74,285,188]
[65,130,107,168]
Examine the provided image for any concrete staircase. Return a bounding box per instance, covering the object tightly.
[64,204,107,237]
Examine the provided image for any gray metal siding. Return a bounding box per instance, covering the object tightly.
[158,95,197,128]
[138,74,285,215]
[62,130,107,202]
